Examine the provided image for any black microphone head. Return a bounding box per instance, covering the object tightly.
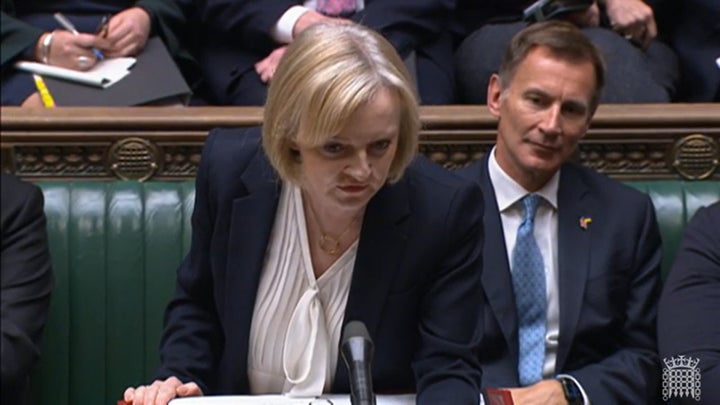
[342,320,371,345]
[341,321,376,405]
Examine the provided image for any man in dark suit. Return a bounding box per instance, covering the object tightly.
[458,21,663,404]
[1,173,54,404]
[195,0,457,105]
[658,201,720,404]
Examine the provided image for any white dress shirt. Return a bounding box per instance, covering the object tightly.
[488,148,590,404]
[247,184,357,397]
[488,147,560,377]
[272,1,365,43]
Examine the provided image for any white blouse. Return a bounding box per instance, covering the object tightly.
[247,184,357,397]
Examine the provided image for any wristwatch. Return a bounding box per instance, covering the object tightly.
[557,377,583,405]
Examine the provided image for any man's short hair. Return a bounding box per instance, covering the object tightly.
[498,20,606,110]
[263,23,420,184]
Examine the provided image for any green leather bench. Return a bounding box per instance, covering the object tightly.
[30,180,719,405]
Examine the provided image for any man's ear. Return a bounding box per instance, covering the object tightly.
[487,74,503,118]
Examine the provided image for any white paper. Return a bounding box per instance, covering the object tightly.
[169,394,416,405]
[15,57,136,89]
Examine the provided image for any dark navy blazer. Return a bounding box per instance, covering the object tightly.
[0,174,54,404]
[459,154,663,404]
[156,127,485,404]
[659,202,720,404]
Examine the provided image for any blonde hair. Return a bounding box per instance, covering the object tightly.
[262,23,420,184]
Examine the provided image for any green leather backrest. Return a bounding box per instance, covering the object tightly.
[31,179,718,405]
[626,181,720,275]
[32,181,195,405]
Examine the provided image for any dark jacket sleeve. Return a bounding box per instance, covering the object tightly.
[155,131,224,393]
[1,0,43,69]
[353,0,455,56]
[196,0,299,55]
[568,194,663,403]
[1,175,54,403]
[413,170,485,404]
[136,0,200,84]
[658,202,720,404]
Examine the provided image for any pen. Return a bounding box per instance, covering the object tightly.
[95,14,110,38]
[53,12,105,60]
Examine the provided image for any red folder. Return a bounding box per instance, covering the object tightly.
[483,388,515,405]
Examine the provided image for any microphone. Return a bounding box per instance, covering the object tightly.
[341,321,376,405]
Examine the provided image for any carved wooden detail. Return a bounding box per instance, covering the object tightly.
[160,143,204,178]
[11,143,109,178]
[580,142,669,177]
[2,105,719,181]
[671,134,719,180]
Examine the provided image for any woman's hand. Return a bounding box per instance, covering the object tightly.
[102,7,152,57]
[35,30,109,71]
[123,376,203,405]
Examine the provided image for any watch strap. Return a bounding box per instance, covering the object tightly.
[558,377,583,405]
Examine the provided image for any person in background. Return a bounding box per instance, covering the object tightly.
[454,0,679,104]
[194,0,458,105]
[1,0,200,106]
[658,201,720,404]
[654,0,720,101]
[1,173,54,404]
[459,21,663,404]
[122,22,484,405]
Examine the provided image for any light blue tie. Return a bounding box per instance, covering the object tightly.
[512,194,546,386]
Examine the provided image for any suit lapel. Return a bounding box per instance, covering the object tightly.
[224,150,281,388]
[555,165,593,371]
[477,156,519,354]
[332,179,411,390]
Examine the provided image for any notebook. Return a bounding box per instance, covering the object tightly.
[24,37,191,106]
[16,57,136,88]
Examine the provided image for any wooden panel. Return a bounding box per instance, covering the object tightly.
[2,104,718,181]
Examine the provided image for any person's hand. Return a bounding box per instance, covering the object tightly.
[123,376,203,405]
[506,379,568,405]
[21,92,44,108]
[254,45,288,83]
[604,0,657,49]
[292,10,351,38]
[35,30,109,71]
[565,2,601,28]
[102,7,152,57]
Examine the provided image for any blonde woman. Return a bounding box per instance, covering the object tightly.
[124,23,485,405]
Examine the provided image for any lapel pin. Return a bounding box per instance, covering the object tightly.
[579,216,592,230]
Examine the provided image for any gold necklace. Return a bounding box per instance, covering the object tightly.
[306,200,360,256]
